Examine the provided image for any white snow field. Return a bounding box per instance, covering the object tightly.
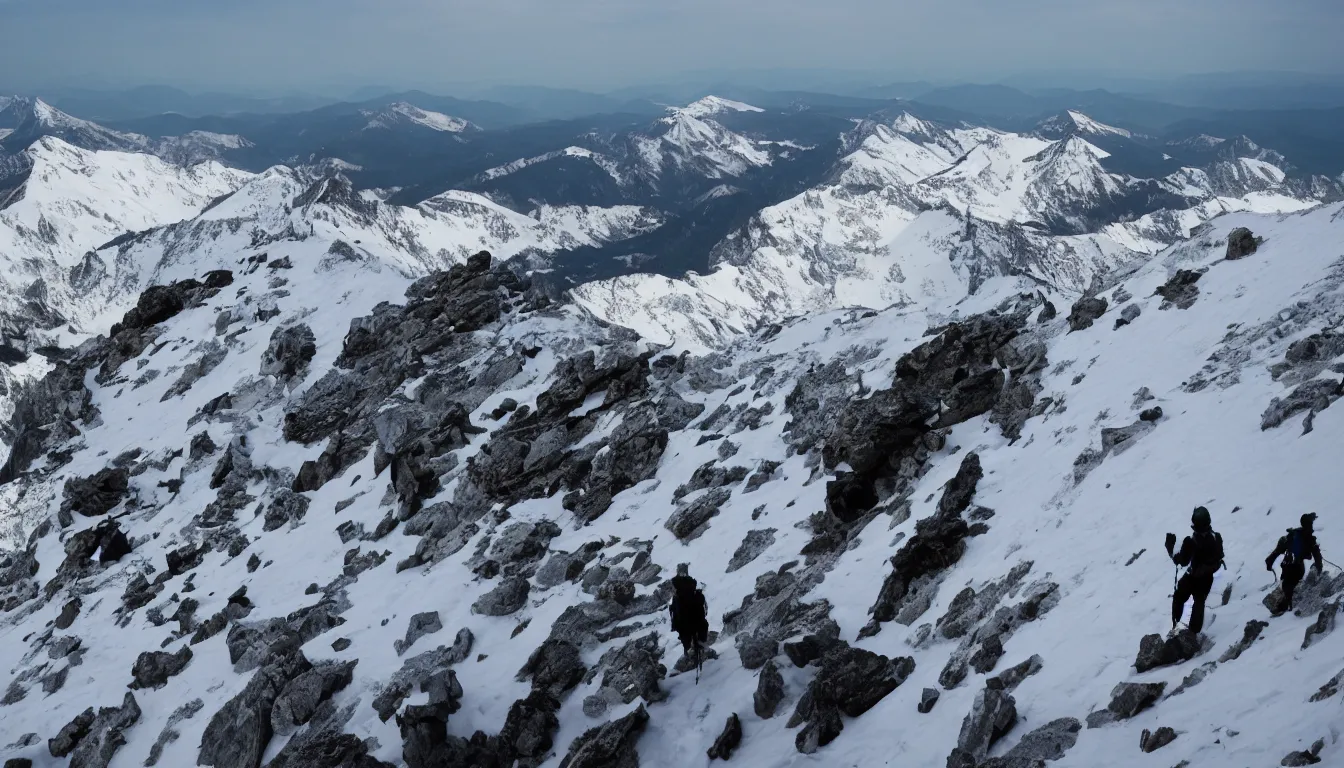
[1,196,1343,768]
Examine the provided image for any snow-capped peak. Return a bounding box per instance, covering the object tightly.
[363,102,475,133]
[676,95,765,119]
[890,111,938,137]
[1037,110,1132,139]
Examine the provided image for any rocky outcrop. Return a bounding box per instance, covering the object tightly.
[1134,630,1203,672]
[788,646,915,753]
[47,691,141,768]
[1067,296,1107,331]
[754,660,785,719]
[260,323,317,381]
[559,704,649,768]
[1086,682,1165,728]
[1140,726,1178,753]
[707,713,742,761]
[129,646,193,690]
[581,633,667,717]
[1154,269,1203,310]
[1225,227,1259,260]
[948,680,1017,767]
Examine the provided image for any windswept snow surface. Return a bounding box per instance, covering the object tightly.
[634,97,774,180]
[2,205,1344,768]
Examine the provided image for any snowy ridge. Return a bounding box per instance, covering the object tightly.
[476,146,624,184]
[575,110,1334,349]
[1037,110,1134,139]
[1,205,1344,768]
[677,96,765,119]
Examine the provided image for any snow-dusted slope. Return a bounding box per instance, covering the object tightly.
[362,102,476,134]
[1037,110,1135,139]
[2,205,1344,768]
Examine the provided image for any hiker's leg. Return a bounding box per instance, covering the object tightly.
[1172,574,1193,627]
[1188,575,1213,633]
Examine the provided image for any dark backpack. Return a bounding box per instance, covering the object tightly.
[1187,530,1223,577]
[1284,528,1310,567]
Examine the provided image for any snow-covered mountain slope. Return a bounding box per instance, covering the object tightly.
[632,98,775,182]
[362,102,477,134]
[0,98,255,170]
[2,205,1344,768]
[0,97,152,154]
[573,111,1337,350]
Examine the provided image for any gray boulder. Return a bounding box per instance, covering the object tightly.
[949,681,1017,766]
[48,691,141,768]
[394,612,443,656]
[1086,682,1165,728]
[1225,227,1259,260]
[1140,726,1178,753]
[707,714,742,761]
[1281,739,1325,766]
[473,576,531,616]
[260,324,317,381]
[129,646,193,690]
[198,650,312,768]
[1220,620,1268,662]
[1067,297,1107,332]
[1134,630,1202,672]
[790,646,915,753]
[918,687,939,714]
[1154,269,1202,310]
[981,717,1081,768]
[754,660,785,719]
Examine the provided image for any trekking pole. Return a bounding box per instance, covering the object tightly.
[1324,558,1343,571]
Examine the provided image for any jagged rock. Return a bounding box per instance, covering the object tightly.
[1220,620,1269,662]
[55,597,82,629]
[259,489,311,532]
[1141,727,1178,753]
[1281,739,1325,766]
[264,731,394,768]
[1086,682,1165,728]
[1134,630,1202,672]
[1261,379,1343,431]
[743,461,780,493]
[558,704,649,768]
[61,467,130,518]
[1037,300,1057,323]
[707,713,742,761]
[129,646,193,689]
[1310,668,1344,702]
[161,340,227,400]
[582,633,666,717]
[1139,406,1163,422]
[1169,661,1218,697]
[519,639,587,699]
[674,462,750,501]
[735,630,779,671]
[949,681,1017,766]
[1226,227,1259,260]
[271,660,357,736]
[48,691,141,768]
[473,576,531,616]
[665,488,732,540]
[144,697,203,766]
[990,655,1043,692]
[783,626,842,669]
[1154,269,1202,310]
[394,612,443,656]
[918,687,940,714]
[198,650,312,768]
[1302,599,1340,649]
[790,646,915,753]
[1067,297,1107,332]
[754,660,785,719]
[498,690,561,767]
[982,718,1081,768]
[370,634,474,722]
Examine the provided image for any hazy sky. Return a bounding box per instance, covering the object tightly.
[2,0,1342,93]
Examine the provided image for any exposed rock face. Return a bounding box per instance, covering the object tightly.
[1086,682,1165,728]
[727,529,776,573]
[788,646,915,753]
[129,646,193,689]
[1154,269,1203,310]
[60,467,130,518]
[197,649,313,768]
[948,680,1017,767]
[1140,726,1178,753]
[1281,739,1325,766]
[394,612,443,656]
[1220,620,1269,662]
[261,323,318,381]
[981,717,1081,767]
[558,704,649,768]
[1134,630,1202,673]
[1226,227,1259,260]
[863,452,984,636]
[754,660,785,719]
[581,633,667,717]
[47,691,141,768]
[1067,296,1107,331]
[918,687,940,714]
[707,713,742,760]
[473,576,532,616]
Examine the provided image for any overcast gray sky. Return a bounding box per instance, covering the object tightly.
[2,0,1342,93]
